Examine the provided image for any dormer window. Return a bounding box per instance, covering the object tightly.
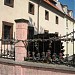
[49,0,56,5]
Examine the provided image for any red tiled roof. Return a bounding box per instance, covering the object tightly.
[43,0,61,12]
[43,0,75,21]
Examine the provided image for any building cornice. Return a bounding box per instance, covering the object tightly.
[15,19,29,23]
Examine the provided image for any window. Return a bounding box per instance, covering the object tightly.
[49,0,56,5]
[45,10,49,20]
[56,16,58,24]
[4,0,14,7]
[2,21,13,40]
[28,2,34,15]
[28,26,34,39]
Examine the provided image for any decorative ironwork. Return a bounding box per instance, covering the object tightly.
[46,50,52,63]
[0,39,15,60]
[0,30,75,66]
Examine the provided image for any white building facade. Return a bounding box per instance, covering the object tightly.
[0,0,75,56]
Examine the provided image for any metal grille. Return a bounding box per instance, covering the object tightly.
[0,39,15,60]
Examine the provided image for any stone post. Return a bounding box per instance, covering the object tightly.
[15,19,29,61]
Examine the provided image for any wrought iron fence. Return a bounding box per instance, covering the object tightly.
[24,39,64,64]
[24,37,75,66]
[0,39,15,60]
[0,36,75,66]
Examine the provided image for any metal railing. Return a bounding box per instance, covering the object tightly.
[0,34,75,66]
[24,36,75,66]
[0,39,15,60]
[24,39,64,64]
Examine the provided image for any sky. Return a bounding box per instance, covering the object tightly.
[59,0,75,19]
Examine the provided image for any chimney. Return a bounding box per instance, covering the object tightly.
[62,5,68,14]
[68,10,73,18]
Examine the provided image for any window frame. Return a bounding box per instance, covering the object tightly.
[4,0,14,7]
[28,2,34,15]
[45,10,49,20]
[2,21,13,41]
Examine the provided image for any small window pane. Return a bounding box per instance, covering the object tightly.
[45,10,49,20]
[4,25,11,39]
[29,2,34,15]
[6,0,11,4]
[56,16,58,24]
[4,0,14,7]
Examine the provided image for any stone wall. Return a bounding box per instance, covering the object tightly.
[0,58,75,75]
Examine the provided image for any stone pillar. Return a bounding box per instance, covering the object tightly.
[15,19,29,61]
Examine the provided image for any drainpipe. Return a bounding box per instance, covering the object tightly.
[66,18,68,60]
[37,0,41,34]
[73,22,74,65]
[64,13,69,61]
[72,11,75,64]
